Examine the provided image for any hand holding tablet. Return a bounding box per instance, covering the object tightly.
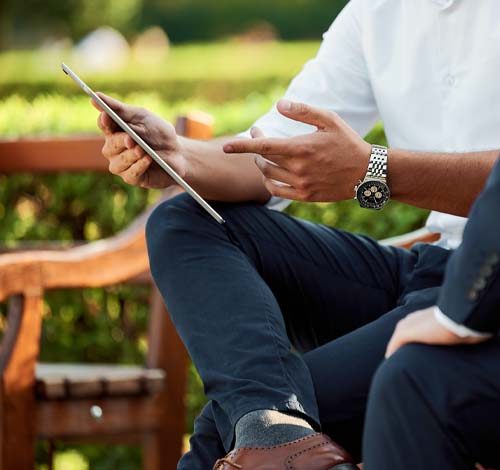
[62,63,225,224]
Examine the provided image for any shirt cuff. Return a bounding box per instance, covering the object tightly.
[433,306,493,338]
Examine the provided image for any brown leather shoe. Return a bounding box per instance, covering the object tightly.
[213,433,357,469]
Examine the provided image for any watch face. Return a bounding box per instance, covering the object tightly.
[356,179,390,210]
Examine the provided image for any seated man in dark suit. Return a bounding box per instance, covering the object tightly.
[363,158,500,470]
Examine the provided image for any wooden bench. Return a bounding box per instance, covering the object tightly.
[0,113,213,470]
[0,113,441,469]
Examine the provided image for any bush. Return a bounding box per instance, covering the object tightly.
[0,42,320,102]
[0,90,284,139]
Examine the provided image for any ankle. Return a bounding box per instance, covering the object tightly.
[234,409,315,449]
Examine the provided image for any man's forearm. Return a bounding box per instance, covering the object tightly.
[180,135,271,204]
[221,102,500,215]
[180,122,499,215]
[389,149,499,217]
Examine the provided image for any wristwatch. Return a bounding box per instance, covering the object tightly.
[354,145,391,210]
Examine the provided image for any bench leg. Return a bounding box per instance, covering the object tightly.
[143,427,182,470]
[144,291,189,470]
[0,397,36,470]
[0,295,42,470]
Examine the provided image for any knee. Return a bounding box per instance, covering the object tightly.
[146,192,211,249]
[145,193,247,283]
[146,193,197,241]
[146,193,205,272]
[369,344,432,406]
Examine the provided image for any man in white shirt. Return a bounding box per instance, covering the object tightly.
[95,0,500,468]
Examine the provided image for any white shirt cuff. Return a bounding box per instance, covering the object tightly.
[433,306,492,338]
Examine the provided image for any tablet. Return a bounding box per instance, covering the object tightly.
[61,63,225,224]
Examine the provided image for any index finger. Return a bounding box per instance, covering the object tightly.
[223,137,294,156]
[91,98,102,112]
[92,96,119,135]
[95,92,144,122]
[97,110,119,135]
[102,132,133,158]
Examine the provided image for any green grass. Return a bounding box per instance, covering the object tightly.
[0,41,320,101]
[0,41,319,83]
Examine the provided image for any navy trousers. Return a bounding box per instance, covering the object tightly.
[363,340,500,470]
[146,194,451,469]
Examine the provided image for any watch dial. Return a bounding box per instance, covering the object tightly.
[356,180,390,209]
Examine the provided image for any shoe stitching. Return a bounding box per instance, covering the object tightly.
[218,437,339,470]
[285,441,334,470]
[236,434,320,452]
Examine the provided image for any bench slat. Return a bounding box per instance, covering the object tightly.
[0,136,107,173]
[35,363,166,400]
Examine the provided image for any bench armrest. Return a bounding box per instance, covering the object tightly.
[0,208,153,303]
[380,227,440,249]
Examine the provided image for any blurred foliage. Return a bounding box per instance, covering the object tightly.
[141,0,348,43]
[1,0,348,47]
[0,42,319,101]
[2,0,142,48]
[38,448,89,470]
[36,443,140,470]
[0,41,428,467]
[0,90,281,139]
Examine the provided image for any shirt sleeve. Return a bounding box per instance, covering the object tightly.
[238,0,379,211]
[433,306,493,339]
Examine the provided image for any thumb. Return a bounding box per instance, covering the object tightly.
[250,126,265,139]
[95,92,143,122]
[277,99,338,131]
[385,336,402,359]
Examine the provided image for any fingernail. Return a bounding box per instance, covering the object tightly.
[224,145,234,153]
[279,99,292,112]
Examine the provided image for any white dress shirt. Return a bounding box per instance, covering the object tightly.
[243,0,500,335]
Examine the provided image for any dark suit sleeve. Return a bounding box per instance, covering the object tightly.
[437,157,500,334]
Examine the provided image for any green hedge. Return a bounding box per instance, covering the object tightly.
[0,91,282,140]
[0,42,319,101]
